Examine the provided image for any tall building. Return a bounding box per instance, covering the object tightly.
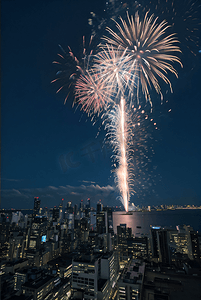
[184,225,201,260]
[80,199,84,212]
[74,204,78,216]
[86,198,91,209]
[150,226,170,264]
[72,252,118,300]
[117,259,145,300]
[67,201,73,214]
[52,207,59,223]
[117,224,132,245]
[97,202,102,213]
[103,207,113,234]
[8,234,25,260]
[117,224,132,264]
[100,252,118,285]
[58,199,64,222]
[22,274,55,299]
[33,197,41,217]
[96,211,107,234]
[127,237,148,259]
[27,216,48,266]
[168,226,188,261]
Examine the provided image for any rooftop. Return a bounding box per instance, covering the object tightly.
[6,259,28,267]
[22,275,54,290]
[47,255,72,268]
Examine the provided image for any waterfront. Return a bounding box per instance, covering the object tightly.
[113,209,201,235]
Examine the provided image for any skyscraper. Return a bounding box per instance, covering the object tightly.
[184,225,201,260]
[150,226,171,264]
[86,198,91,209]
[97,202,102,213]
[33,197,40,217]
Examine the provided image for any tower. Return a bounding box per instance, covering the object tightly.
[33,197,40,217]
[150,226,171,264]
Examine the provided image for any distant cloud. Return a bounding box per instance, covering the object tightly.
[1,178,23,182]
[12,189,22,195]
[80,180,96,184]
[48,186,59,190]
[1,184,118,209]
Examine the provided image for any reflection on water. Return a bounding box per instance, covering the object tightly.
[112,210,201,236]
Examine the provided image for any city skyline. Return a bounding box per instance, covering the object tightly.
[1,0,201,209]
[0,199,200,299]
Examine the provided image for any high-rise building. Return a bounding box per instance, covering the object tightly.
[150,226,170,264]
[97,202,102,213]
[117,224,132,244]
[59,199,64,221]
[117,224,132,263]
[86,198,91,209]
[22,274,55,299]
[72,251,118,299]
[67,201,73,214]
[28,216,48,263]
[80,199,84,212]
[52,207,59,223]
[8,234,25,260]
[117,259,145,300]
[184,225,201,260]
[74,204,78,216]
[96,211,107,234]
[33,197,41,217]
[72,254,100,299]
[103,207,113,234]
[127,237,148,259]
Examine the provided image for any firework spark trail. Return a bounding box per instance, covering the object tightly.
[105,97,135,211]
[118,97,129,211]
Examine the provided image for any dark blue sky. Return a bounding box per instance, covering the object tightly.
[1,0,201,209]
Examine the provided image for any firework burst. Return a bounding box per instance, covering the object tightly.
[93,45,137,102]
[52,36,95,104]
[102,11,182,106]
[74,69,111,116]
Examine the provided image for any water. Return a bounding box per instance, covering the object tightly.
[113,209,201,236]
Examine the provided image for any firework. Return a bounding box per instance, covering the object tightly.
[133,0,201,57]
[52,36,95,104]
[102,11,182,105]
[105,98,134,211]
[104,101,159,210]
[93,45,137,102]
[97,0,200,57]
[74,69,111,116]
[53,11,182,212]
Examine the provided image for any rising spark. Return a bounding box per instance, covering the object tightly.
[104,97,134,211]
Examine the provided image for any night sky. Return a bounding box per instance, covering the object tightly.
[1,0,201,209]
